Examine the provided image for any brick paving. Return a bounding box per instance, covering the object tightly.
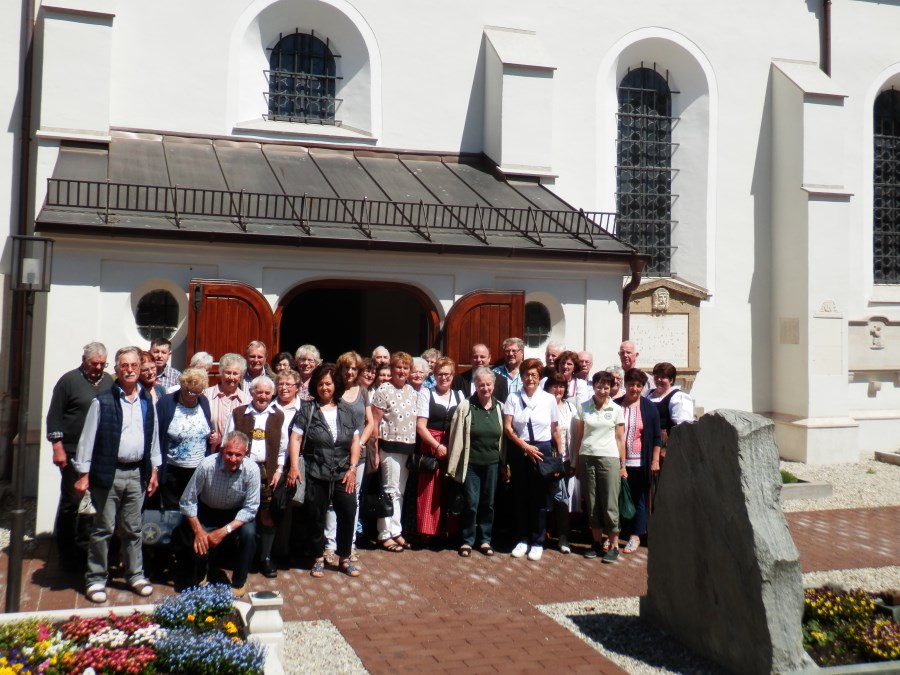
[2,505,898,673]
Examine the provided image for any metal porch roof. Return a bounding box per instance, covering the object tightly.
[36,134,636,263]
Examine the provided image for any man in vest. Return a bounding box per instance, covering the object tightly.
[45,341,114,569]
[225,375,285,579]
[73,346,161,603]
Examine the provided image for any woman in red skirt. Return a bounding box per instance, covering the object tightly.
[414,357,463,544]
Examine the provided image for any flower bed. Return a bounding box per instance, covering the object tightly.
[804,587,900,666]
[0,585,265,675]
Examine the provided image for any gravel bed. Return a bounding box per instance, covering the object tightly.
[282,619,368,674]
[780,452,900,512]
[538,567,900,675]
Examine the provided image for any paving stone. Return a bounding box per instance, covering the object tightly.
[1,505,897,672]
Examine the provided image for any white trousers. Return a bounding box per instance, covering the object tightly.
[377,451,409,541]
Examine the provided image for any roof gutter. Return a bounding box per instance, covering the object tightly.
[4,0,36,475]
[621,254,647,341]
[822,0,832,76]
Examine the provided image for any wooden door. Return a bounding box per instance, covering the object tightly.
[187,279,276,377]
[442,290,524,370]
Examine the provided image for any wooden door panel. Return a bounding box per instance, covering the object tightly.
[442,290,524,370]
[187,279,275,378]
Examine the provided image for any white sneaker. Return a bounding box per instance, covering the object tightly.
[510,541,529,558]
[527,545,543,561]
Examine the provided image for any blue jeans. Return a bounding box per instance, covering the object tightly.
[86,466,146,587]
[460,463,498,547]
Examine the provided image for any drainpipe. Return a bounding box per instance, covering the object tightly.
[621,255,646,341]
[822,0,832,76]
[3,0,35,479]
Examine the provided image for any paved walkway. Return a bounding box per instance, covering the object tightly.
[2,506,898,674]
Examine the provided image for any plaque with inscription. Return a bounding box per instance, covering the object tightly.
[630,314,689,369]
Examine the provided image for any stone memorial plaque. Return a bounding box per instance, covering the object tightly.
[630,313,689,369]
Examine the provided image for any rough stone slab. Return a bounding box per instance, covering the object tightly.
[640,409,812,674]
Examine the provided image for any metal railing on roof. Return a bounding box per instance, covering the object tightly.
[44,178,618,248]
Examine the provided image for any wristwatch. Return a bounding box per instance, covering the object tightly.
[225,524,233,534]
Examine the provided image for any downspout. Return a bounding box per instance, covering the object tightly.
[3,0,36,479]
[822,0,832,76]
[621,254,646,341]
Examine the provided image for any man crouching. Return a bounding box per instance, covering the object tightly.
[179,430,259,596]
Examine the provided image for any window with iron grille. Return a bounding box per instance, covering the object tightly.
[874,88,900,284]
[135,290,179,341]
[265,30,341,124]
[524,302,551,349]
[616,66,678,276]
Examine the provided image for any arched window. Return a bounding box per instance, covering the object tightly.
[524,302,551,348]
[874,88,900,284]
[266,31,340,124]
[616,66,677,276]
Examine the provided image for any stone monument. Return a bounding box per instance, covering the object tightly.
[639,410,813,674]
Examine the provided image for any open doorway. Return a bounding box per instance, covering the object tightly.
[277,281,438,362]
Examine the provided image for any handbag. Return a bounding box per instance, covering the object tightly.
[141,508,182,546]
[269,470,297,523]
[362,485,394,520]
[408,452,439,473]
[528,418,564,480]
[619,476,637,521]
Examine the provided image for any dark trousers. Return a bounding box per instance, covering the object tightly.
[460,463,498,547]
[181,503,256,586]
[512,442,553,547]
[161,465,196,510]
[55,457,88,560]
[306,476,357,558]
[625,470,651,538]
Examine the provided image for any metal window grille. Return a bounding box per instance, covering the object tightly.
[616,65,679,276]
[265,30,341,124]
[874,88,900,284]
[135,289,179,341]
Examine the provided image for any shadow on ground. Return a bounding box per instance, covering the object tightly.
[569,611,729,674]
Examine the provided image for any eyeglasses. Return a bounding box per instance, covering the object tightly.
[435,372,453,378]
[277,382,297,388]
[116,364,140,372]
[183,390,203,397]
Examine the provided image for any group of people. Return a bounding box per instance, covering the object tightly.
[46,334,694,601]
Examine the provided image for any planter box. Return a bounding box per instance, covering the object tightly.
[791,660,900,674]
[874,451,900,467]
[0,596,285,675]
[781,480,833,501]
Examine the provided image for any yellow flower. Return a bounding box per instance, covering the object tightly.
[225,621,238,634]
[205,615,215,623]
[187,614,195,622]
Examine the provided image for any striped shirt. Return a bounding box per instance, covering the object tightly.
[203,385,250,450]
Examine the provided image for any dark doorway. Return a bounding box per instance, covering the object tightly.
[278,283,435,362]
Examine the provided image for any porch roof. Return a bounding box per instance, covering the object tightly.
[36,133,639,264]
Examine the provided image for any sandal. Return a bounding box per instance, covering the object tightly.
[349,551,360,563]
[623,537,640,554]
[458,546,472,557]
[86,584,107,604]
[310,559,325,578]
[479,545,495,557]
[381,539,404,553]
[130,578,153,597]
[395,537,412,550]
[339,559,361,577]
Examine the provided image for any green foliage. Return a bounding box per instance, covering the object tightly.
[781,469,800,484]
